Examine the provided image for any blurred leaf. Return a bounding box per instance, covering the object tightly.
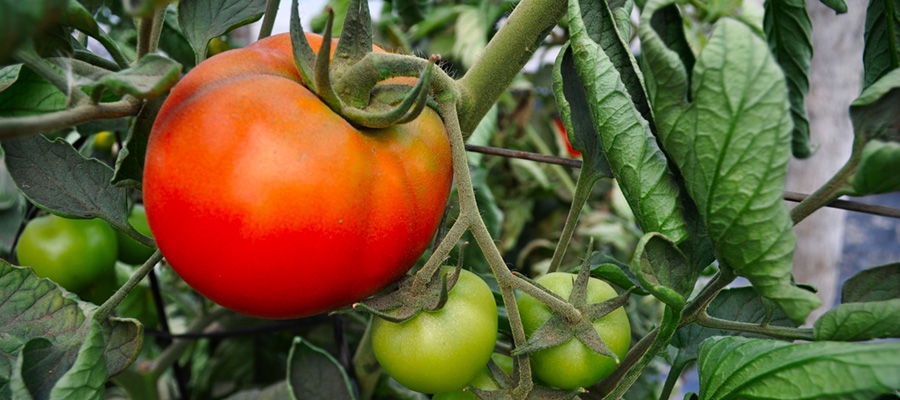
[818,0,847,13]
[813,298,900,341]
[224,383,291,400]
[1,135,133,235]
[0,260,142,399]
[453,5,489,68]
[393,0,432,26]
[764,0,813,158]
[0,0,68,63]
[287,337,356,400]
[863,0,899,89]
[0,64,22,92]
[177,0,266,64]
[697,337,900,400]
[841,262,900,303]
[629,233,691,309]
[311,0,350,35]
[639,1,819,324]
[673,287,795,360]
[565,0,691,244]
[81,54,181,99]
[850,140,900,195]
[0,66,67,117]
[59,0,100,37]
[466,105,497,166]
[111,96,164,190]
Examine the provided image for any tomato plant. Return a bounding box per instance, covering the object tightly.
[142,32,453,319]
[115,204,155,265]
[371,268,498,394]
[2,0,900,399]
[517,272,630,389]
[16,214,118,294]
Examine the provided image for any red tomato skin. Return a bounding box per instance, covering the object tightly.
[143,33,452,319]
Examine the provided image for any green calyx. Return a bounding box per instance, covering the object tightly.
[289,0,441,129]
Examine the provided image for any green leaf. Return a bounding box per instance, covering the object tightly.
[841,262,900,303]
[698,337,900,400]
[575,0,652,123]
[639,1,821,324]
[81,54,181,99]
[818,0,847,14]
[0,260,142,399]
[647,3,695,82]
[0,135,132,234]
[177,0,267,64]
[0,64,23,92]
[813,298,900,341]
[566,0,691,244]
[850,140,900,195]
[111,96,164,189]
[0,66,67,117]
[608,0,634,41]
[287,337,356,400]
[673,287,796,360]
[158,7,196,71]
[764,0,813,158]
[554,44,613,181]
[863,0,900,89]
[850,67,900,144]
[48,320,108,400]
[629,232,692,309]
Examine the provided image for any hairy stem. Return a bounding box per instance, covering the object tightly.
[547,169,595,273]
[696,312,815,341]
[680,268,737,326]
[457,0,566,133]
[95,250,164,320]
[587,326,659,399]
[259,0,281,40]
[136,16,154,58]
[411,218,469,291]
[789,139,863,224]
[658,353,692,400]
[0,98,142,139]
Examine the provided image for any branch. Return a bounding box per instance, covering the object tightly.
[0,98,142,139]
[457,0,566,133]
[695,312,815,341]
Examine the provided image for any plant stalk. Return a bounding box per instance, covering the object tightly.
[258,0,281,40]
[95,250,164,320]
[658,353,692,400]
[0,98,142,139]
[680,268,737,326]
[457,0,567,133]
[789,140,863,224]
[695,312,815,341]
[547,170,596,273]
[149,307,230,380]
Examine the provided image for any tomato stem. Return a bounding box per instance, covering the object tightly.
[547,168,597,273]
[456,0,566,133]
[789,138,863,224]
[0,97,142,139]
[258,0,281,40]
[94,249,164,320]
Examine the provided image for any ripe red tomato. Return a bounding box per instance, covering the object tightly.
[143,33,452,319]
[552,117,581,158]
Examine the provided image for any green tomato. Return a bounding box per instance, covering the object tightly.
[516,272,630,389]
[432,353,514,400]
[92,130,116,153]
[17,214,118,294]
[372,267,498,394]
[116,205,155,265]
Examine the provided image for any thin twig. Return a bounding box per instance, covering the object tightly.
[464,145,900,219]
[0,98,142,139]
